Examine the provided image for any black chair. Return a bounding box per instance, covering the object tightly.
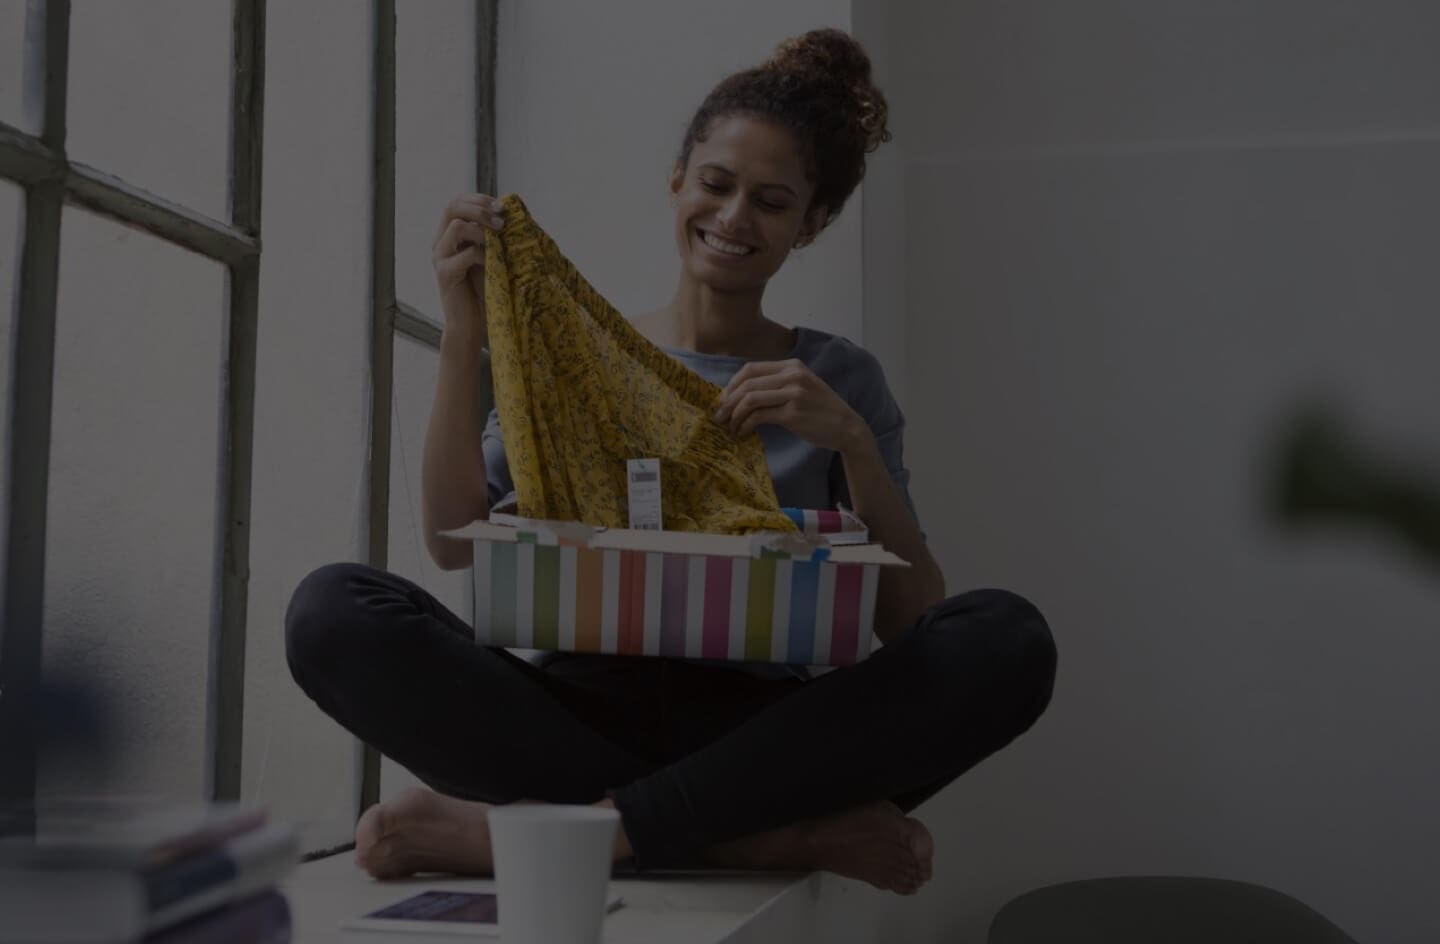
[989,876,1358,943]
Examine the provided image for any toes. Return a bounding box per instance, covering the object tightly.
[899,818,933,894]
[354,803,386,872]
[357,843,388,879]
[355,802,412,879]
[905,818,935,862]
[361,851,393,880]
[357,843,393,878]
[879,841,927,895]
[903,858,927,894]
[904,818,934,880]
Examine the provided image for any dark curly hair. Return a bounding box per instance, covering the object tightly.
[676,29,891,232]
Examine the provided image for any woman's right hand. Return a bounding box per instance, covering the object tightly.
[431,193,506,334]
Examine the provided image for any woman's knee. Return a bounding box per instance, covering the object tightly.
[927,588,1057,728]
[284,562,375,678]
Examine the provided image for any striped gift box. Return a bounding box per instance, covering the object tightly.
[460,517,906,666]
[782,507,869,543]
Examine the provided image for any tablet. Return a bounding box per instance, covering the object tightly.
[341,889,624,937]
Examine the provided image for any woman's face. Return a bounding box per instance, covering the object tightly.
[670,115,822,294]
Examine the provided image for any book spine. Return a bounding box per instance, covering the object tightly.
[145,848,238,911]
[144,823,298,936]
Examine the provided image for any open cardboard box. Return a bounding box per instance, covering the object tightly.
[445,515,909,666]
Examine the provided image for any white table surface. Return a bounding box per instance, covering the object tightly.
[281,851,822,944]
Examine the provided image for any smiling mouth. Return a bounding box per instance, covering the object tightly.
[697,228,756,257]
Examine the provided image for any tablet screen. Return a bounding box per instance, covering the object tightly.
[365,890,498,924]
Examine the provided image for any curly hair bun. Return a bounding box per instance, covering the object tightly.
[764,28,890,152]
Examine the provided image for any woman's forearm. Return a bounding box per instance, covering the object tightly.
[422,326,490,570]
[839,426,947,642]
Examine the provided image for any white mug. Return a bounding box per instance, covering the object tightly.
[487,805,620,944]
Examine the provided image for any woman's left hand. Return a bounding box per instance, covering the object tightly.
[715,359,866,454]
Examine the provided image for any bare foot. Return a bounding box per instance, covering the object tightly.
[354,787,495,879]
[711,802,935,895]
[354,789,934,894]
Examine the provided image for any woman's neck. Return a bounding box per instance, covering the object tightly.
[658,277,793,359]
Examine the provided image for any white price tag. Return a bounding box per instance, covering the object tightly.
[627,458,662,530]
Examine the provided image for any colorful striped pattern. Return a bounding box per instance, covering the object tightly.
[472,542,879,666]
[782,507,864,535]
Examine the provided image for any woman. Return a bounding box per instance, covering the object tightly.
[286,29,1055,895]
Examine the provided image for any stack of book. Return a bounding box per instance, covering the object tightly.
[0,800,298,943]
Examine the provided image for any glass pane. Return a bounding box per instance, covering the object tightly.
[395,0,478,309]
[241,0,374,852]
[41,207,226,803]
[66,0,232,220]
[0,1,40,133]
[0,180,23,624]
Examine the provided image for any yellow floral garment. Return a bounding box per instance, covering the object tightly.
[483,194,798,535]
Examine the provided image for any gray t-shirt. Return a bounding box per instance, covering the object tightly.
[482,325,921,527]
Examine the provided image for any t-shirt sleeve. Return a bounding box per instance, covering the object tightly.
[828,346,925,537]
[481,406,516,510]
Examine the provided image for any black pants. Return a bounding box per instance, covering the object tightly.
[285,562,1056,866]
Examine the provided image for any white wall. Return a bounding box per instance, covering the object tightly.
[494,0,862,342]
[852,0,907,404]
[240,0,376,850]
[893,2,1440,941]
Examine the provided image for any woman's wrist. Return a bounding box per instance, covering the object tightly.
[441,323,488,364]
[836,413,878,461]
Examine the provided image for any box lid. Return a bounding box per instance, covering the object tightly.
[444,515,910,566]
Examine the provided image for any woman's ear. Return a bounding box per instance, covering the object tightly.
[669,165,685,200]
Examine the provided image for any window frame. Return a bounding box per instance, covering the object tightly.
[0,0,265,828]
[0,0,497,836]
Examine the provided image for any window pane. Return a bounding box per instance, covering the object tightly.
[0,1,40,133]
[41,207,226,802]
[242,0,373,852]
[0,180,22,623]
[395,0,478,310]
[66,0,232,220]
[380,333,470,802]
